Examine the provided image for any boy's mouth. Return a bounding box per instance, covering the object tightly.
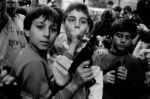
[40,41,50,46]
[118,45,126,49]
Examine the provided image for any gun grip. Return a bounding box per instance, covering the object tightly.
[85,79,96,88]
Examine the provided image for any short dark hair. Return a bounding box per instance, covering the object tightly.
[107,1,114,5]
[24,6,60,31]
[113,6,122,13]
[123,5,132,13]
[52,7,64,33]
[63,2,91,25]
[111,18,137,38]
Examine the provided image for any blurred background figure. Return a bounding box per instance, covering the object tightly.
[132,0,150,99]
[120,5,132,18]
[137,0,150,29]
[113,6,122,19]
[106,0,114,10]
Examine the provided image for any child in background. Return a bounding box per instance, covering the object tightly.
[93,18,145,99]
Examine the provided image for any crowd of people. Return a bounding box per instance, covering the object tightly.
[0,0,150,99]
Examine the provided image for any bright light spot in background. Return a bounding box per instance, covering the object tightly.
[62,0,83,10]
[39,0,47,5]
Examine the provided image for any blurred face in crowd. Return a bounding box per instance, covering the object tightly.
[64,9,89,42]
[25,16,58,51]
[6,0,17,17]
[111,31,132,52]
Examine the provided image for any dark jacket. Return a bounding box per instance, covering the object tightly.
[93,52,145,99]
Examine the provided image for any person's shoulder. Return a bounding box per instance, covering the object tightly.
[57,33,67,40]
[127,53,141,63]
[14,46,43,65]
[4,16,12,27]
[128,53,138,59]
[0,16,13,34]
[16,14,25,21]
[92,51,109,65]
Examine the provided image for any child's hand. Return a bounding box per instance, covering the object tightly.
[0,70,17,87]
[103,70,116,84]
[117,66,127,80]
[139,49,150,70]
[145,71,150,87]
[70,29,84,44]
[145,51,150,70]
[137,23,149,33]
[72,60,94,87]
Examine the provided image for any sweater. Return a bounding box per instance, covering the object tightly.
[11,46,80,99]
[93,52,145,99]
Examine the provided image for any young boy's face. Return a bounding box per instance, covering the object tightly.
[112,31,132,52]
[26,16,58,51]
[64,9,89,41]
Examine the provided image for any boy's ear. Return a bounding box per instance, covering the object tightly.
[24,30,30,37]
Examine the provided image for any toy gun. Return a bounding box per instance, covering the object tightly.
[103,57,125,74]
[69,10,113,74]
[103,57,125,86]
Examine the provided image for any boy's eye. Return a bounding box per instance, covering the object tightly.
[116,33,123,38]
[67,17,75,22]
[80,19,88,24]
[50,26,58,32]
[125,35,131,40]
[51,28,57,32]
[116,33,132,40]
[37,25,44,30]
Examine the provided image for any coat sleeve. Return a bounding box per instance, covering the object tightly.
[22,61,52,99]
[22,60,82,99]
[125,58,145,98]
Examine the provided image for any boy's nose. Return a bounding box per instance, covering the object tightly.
[121,37,126,43]
[75,21,80,28]
[44,29,50,37]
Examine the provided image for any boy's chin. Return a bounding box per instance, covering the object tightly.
[117,48,128,54]
[39,47,49,51]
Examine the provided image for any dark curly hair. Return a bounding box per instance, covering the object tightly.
[110,18,137,39]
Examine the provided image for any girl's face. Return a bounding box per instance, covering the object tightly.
[26,16,58,51]
[64,9,89,41]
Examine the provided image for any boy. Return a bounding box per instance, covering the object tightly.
[93,18,145,99]
[50,2,103,99]
[11,6,94,99]
[53,2,92,57]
